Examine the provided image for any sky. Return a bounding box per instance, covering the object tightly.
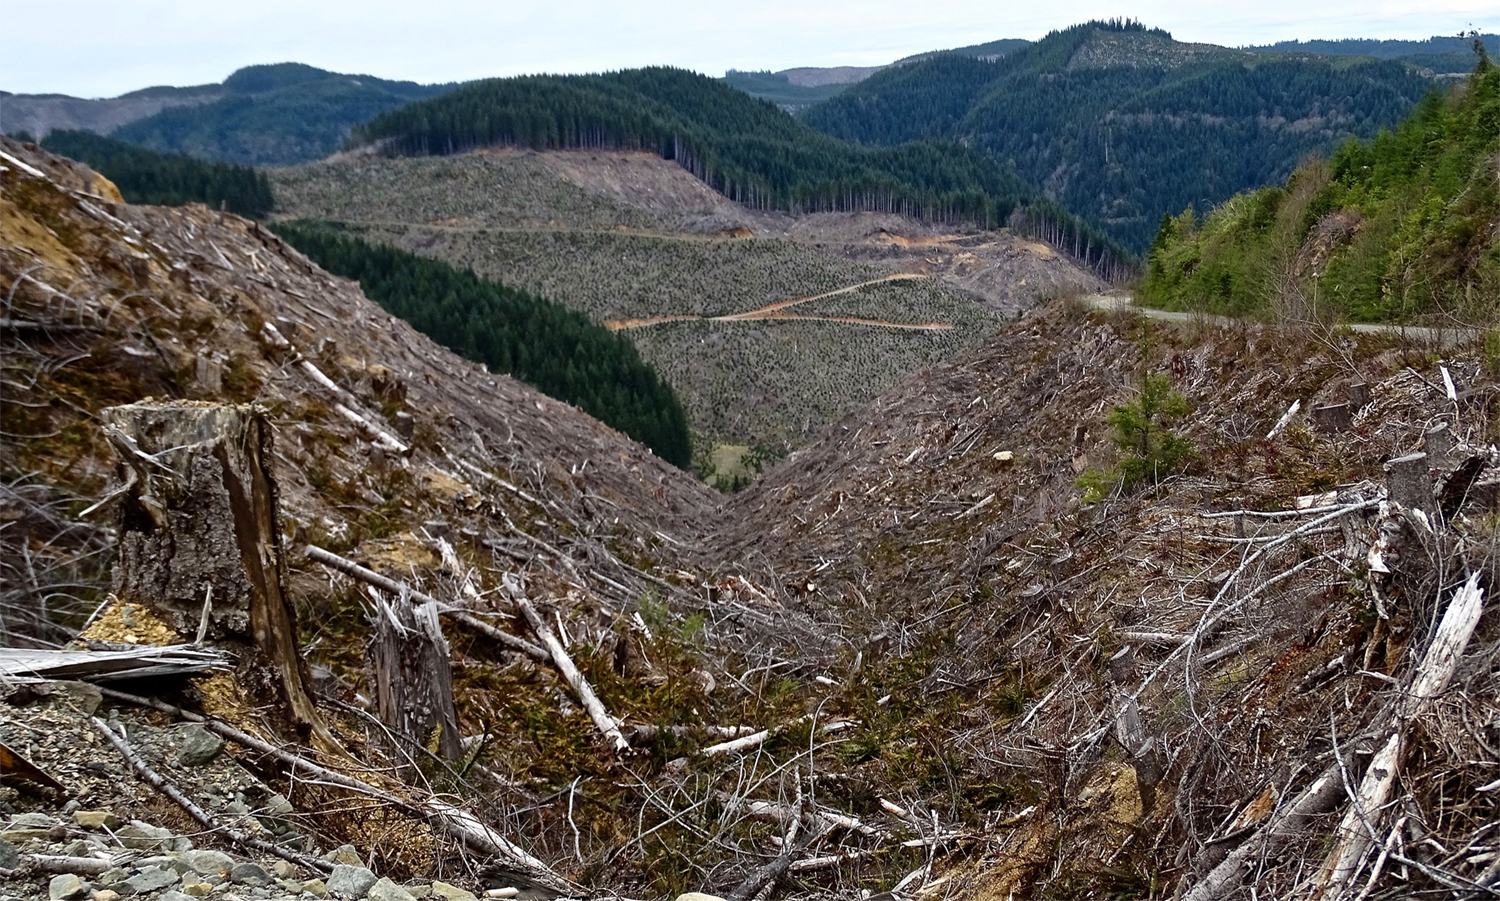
[1,0,1496,98]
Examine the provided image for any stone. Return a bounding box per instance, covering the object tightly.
[277,879,304,894]
[404,886,431,900]
[125,865,180,894]
[0,828,51,843]
[73,811,122,830]
[116,820,174,851]
[229,861,270,886]
[269,860,298,880]
[49,874,89,901]
[428,884,476,901]
[91,891,120,901]
[63,800,82,815]
[158,893,194,901]
[263,794,294,817]
[324,844,364,867]
[177,726,225,767]
[0,838,17,869]
[366,879,414,901]
[302,879,330,899]
[10,812,54,827]
[182,849,236,877]
[181,883,213,898]
[673,895,728,901]
[326,865,379,899]
[50,680,103,716]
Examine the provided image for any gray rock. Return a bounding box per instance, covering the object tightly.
[404,886,431,900]
[158,893,194,901]
[0,838,17,870]
[8,812,54,827]
[230,861,271,886]
[49,680,102,716]
[264,794,294,816]
[116,820,174,850]
[61,799,82,815]
[323,845,363,867]
[325,865,379,899]
[48,874,89,901]
[177,725,225,767]
[301,879,330,899]
[125,865,180,894]
[269,860,298,880]
[181,849,235,877]
[366,879,414,901]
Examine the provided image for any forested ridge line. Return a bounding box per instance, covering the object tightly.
[33,129,274,217]
[350,65,1135,280]
[804,19,1437,253]
[1140,55,1498,323]
[272,220,693,467]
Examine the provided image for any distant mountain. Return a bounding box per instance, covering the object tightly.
[1246,34,1500,73]
[804,20,1440,251]
[3,63,455,166]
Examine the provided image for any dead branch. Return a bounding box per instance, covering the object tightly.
[509,576,630,754]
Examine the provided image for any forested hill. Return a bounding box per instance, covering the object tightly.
[36,130,274,217]
[350,66,1133,277]
[1140,57,1499,323]
[1246,34,1500,74]
[803,19,1436,252]
[112,63,454,166]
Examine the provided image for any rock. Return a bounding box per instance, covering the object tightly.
[429,884,476,901]
[181,849,236,877]
[0,837,18,869]
[264,794,294,816]
[0,827,52,842]
[673,895,728,901]
[230,861,271,886]
[180,882,213,898]
[367,879,415,901]
[158,893,194,901]
[326,865,379,899]
[62,800,82,815]
[277,879,304,894]
[73,811,122,830]
[325,844,364,867]
[11,812,55,827]
[302,879,330,899]
[125,865,180,894]
[92,891,120,901]
[115,820,174,851]
[270,860,298,880]
[177,726,225,766]
[404,886,431,899]
[49,874,89,901]
[50,680,103,716]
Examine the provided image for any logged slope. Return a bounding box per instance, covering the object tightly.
[273,148,1106,459]
[1141,60,1499,322]
[805,20,1436,252]
[350,66,1130,275]
[711,298,1500,898]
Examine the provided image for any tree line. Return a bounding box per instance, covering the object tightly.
[37,130,275,217]
[272,221,693,468]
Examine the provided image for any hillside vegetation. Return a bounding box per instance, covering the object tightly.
[349,66,1131,276]
[804,19,1435,252]
[37,129,274,217]
[1247,33,1500,74]
[272,221,692,467]
[1141,57,1499,322]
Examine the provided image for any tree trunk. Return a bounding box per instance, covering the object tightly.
[102,401,327,744]
[370,592,463,762]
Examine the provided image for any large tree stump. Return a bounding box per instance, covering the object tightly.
[370,593,462,762]
[102,401,326,742]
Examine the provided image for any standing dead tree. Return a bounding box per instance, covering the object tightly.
[102,401,331,746]
[369,589,463,762]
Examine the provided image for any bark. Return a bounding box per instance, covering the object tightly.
[371,593,463,762]
[102,401,327,744]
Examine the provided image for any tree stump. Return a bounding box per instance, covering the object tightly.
[102,401,327,742]
[370,593,462,762]
[1385,452,1434,515]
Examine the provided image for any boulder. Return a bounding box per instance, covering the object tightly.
[367,878,416,901]
[176,726,224,766]
[326,864,379,899]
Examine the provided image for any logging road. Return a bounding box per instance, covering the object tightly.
[1083,294,1480,348]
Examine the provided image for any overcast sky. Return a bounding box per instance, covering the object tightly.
[2,0,1496,98]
